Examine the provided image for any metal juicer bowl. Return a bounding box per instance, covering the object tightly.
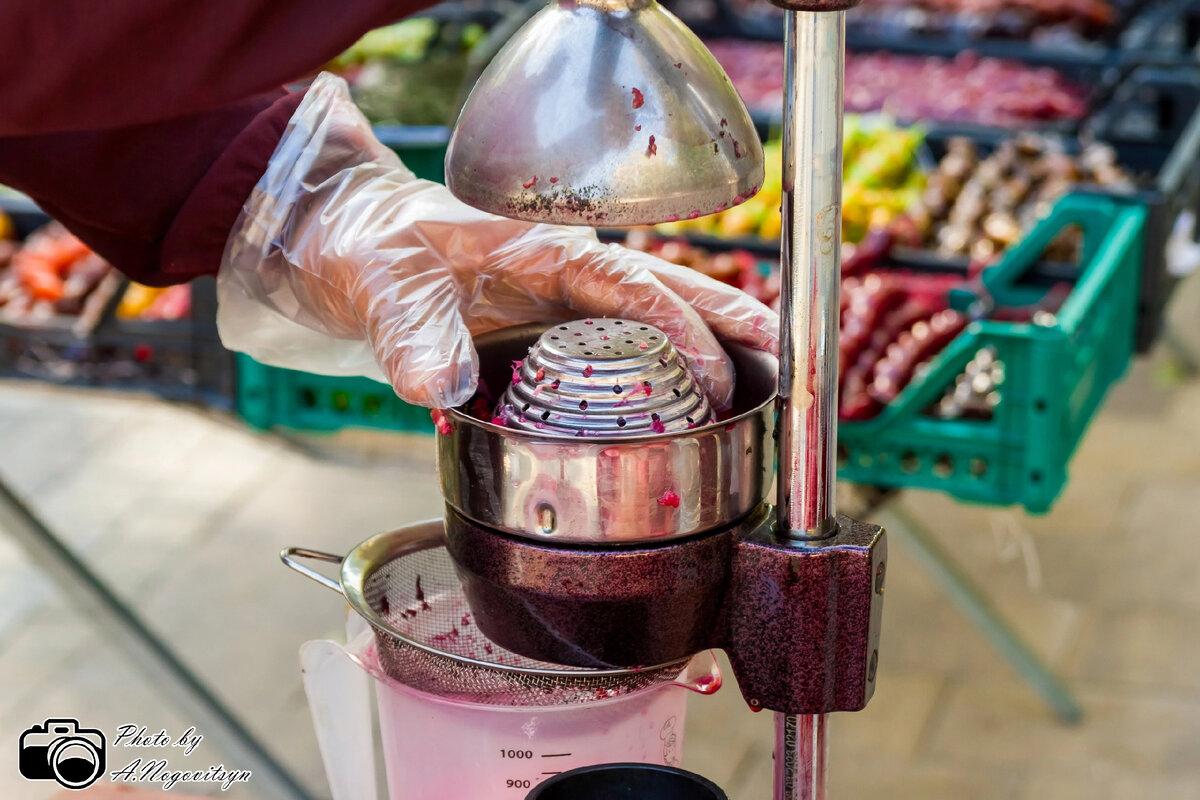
[437,322,778,544]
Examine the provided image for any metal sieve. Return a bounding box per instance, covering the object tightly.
[496,319,712,436]
[282,519,692,706]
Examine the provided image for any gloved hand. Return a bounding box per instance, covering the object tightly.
[217,72,778,410]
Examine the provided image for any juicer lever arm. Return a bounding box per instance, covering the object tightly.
[281,548,344,594]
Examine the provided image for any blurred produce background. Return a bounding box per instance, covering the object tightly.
[1,4,1200,800]
[330,17,488,126]
[0,0,1196,500]
[705,42,1094,127]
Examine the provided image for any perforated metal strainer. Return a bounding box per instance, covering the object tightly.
[496,318,713,436]
[282,519,692,706]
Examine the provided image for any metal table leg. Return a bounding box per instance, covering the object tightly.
[0,476,317,800]
[876,496,1083,725]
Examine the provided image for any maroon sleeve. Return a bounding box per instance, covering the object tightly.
[0,0,424,136]
[0,0,436,285]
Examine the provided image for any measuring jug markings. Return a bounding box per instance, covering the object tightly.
[374,674,693,799]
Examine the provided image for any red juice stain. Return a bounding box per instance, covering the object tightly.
[490,415,509,427]
[732,139,742,158]
[647,135,657,156]
[415,576,425,602]
[511,359,523,385]
[651,418,666,434]
[665,213,679,223]
[551,379,561,389]
[549,176,559,183]
[643,381,653,396]
[635,125,642,132]
[674,62,682,68]
[658,490,681,507]
[582,364,594,378]
[430,409,452,435]
[584,319,593,325]
[714,203,727,213]
[379,595,390,616]
[720,117,728,127]
[535,366,545,382]
[632,88,645,109]
[522,176,538,189]
[687,210,702,220]
[461,613,472,626]
[484,643,494,655]
[750,705,764,713]
[734,194,745,205]
[421,601,431,611]
[693,673,721,694]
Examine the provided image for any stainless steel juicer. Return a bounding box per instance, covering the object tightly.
[288,0,880,795]
[440,0,874,797]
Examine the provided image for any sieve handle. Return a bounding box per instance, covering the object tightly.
[281,548,345,595]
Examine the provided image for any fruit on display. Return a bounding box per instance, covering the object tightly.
[930,346,1004,421]
[838,271,967,420]
[637,227,1075,422]
[909,134,1133,262]
[704,41,1090,127]
[0,223,114,323]
[654,117,924,243]
[847,0,1116,40]
[627,232,971,421]
[623,232,778,306]
[718,0,1116,40]
[117,283,192,322]
[332,18,487,127]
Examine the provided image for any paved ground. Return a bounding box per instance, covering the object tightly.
[0,325,1198,799]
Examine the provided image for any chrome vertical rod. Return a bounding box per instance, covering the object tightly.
[775,9,845,541]
[775,712,828,800]
[773,9,846,800]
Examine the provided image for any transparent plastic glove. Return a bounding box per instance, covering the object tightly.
[217,73,778,409]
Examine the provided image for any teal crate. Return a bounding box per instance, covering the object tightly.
[373,125,449,181]
[236,354,434,434]
[837,194,1146,513]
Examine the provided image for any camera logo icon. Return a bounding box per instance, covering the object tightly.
[18,718,106,790]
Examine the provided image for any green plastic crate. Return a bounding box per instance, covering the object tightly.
[837,194,1146,513]
[236,354,435,434]
[373,125,449,181]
